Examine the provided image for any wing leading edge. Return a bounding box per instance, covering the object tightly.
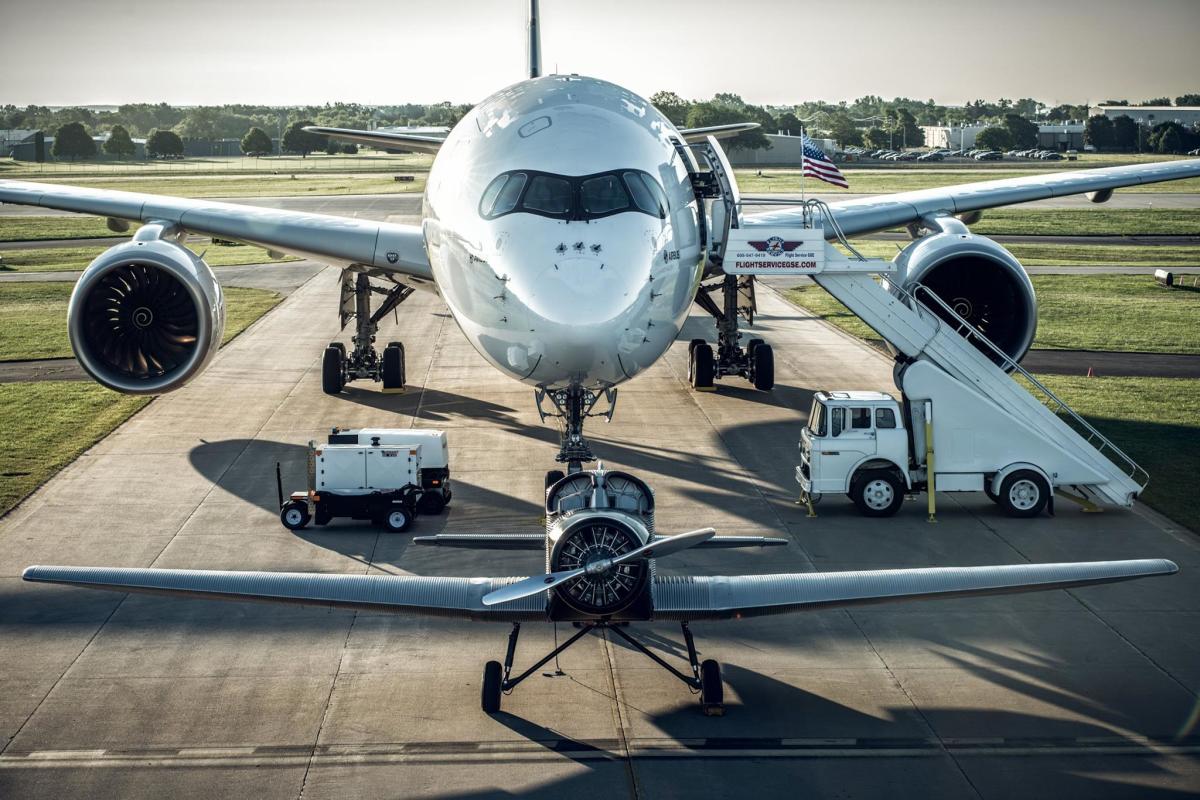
[303,126,446,154]
[744,158,1200,239]
[23,559,1176,621]
[0,180,432,283]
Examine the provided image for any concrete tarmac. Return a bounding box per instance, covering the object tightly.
[1,271,1198,798]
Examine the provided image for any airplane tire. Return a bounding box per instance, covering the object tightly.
[700,659,724,715]
[999,470,1050,518]
[328,342,346,357]
[688,338,706,357]
[279,501,310,530]
[322,347,344,395]
[382,507,412,533]
[752,343,774,391]
[545,469,565,490]
[851,469,904,517]
[482,660,503,713]
[690,343,714,389]
[746,338,764,357]
[383,345,405,390]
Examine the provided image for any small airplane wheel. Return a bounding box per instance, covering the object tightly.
[690,343,714,390]
[382,507,412,533]
[383,344,405,390]
[752,343,774,391]
[545,469,565,490]
[280,501,310,530]
[322,346,345,395]
[700,659,724,716]
[482,660,503,713]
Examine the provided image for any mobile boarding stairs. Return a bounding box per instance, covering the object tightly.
[709,188,1147,511]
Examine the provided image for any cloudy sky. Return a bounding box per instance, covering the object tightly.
[1,0,1197,107]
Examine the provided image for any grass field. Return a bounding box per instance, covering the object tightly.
[0,282,283,361]
[0,216,136,242]
[840,239,1200,266]
[781,278,1200,530]
[0,382,151,516]
[0,152,434,177]
[785,275,1200,354]
[0,242,296,273]
[969,209,1200,237]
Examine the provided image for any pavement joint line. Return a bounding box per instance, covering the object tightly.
[599,629,641,800]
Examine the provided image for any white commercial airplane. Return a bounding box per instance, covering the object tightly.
[5,2,1191,713]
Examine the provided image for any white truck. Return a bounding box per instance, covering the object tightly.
[278,428,451,532]
[796,361,1129,519]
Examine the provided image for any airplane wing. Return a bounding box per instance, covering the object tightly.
[304,126,446,154]
[23,559,1175,620]
[0,180,433,284]
[679,122,760,143]
[652,559,1178,620]
[743,159,1200,239]
[22,566,544,622]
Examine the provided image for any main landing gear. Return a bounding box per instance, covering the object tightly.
[322,271,414,395]
[481,621,724,716]
[690,274,773,392]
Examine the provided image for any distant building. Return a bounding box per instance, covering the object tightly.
[8,133,148,161]
[1089,105,1200,127]
[921,123,1085,151]
[726,133,839,167]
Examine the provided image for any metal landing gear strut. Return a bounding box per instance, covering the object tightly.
[690,274,773,392]
[481,621,724,716]
[323,271,413,395]
[535,385,617,473]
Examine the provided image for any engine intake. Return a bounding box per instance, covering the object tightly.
[888,232,1037,366]
[68,238,224,394]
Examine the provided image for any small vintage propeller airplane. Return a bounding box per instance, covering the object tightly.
[23,467,1178,715]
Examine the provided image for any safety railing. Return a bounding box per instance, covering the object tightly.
[901,282,1149,490]
[737,197,868,261]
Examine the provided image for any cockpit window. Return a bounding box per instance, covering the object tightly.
[580,174,630,216]
[479,169,670,222]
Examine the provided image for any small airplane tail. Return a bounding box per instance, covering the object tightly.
[527,0,541,79]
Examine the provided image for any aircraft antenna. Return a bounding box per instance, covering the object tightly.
[527,0,542,79]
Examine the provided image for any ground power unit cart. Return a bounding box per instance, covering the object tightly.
[278,428,451,532]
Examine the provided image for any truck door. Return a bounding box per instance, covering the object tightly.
[814,406,878,492]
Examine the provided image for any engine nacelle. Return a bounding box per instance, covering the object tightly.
[887,232,1037,365]
[68,238,224,394]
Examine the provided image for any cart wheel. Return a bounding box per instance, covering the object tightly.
[851,469,904,517]
[999,470,1050,518]
[700,659,724,715]
[383,344,405,391]
[689,343,714,390]
[482,660,503,713]
[417,491,445,515]
[322,346,344,395]
[382,507,412,533]
[280,501,310,530]
[752,343,774,391]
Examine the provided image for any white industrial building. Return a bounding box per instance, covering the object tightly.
[1088,106,1200,127]
[921,123,1085,151]
[726,133,839,167]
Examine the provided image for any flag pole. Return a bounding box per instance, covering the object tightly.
[799,122,806,215]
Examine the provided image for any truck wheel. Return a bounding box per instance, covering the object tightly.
[984,477,1001,504]
[999,470,1050,518]
[322,347,344,395]
[417,491,445,515]
[851,469,904,517]
[689,343,714,389]
[280,501,310,530]
[383,344,405,390]
[752,343,774,391]
[382,507,412,532]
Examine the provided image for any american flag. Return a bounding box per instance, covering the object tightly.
[801,133,849,188]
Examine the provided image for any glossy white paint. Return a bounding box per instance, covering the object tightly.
[421,75,704,390]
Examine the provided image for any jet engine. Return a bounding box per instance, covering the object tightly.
[67,234,224,394]
[888,230,1037,365]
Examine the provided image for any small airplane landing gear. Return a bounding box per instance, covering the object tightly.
[480,620,723,715]
[691,274,773,392]
[324,271,413,395]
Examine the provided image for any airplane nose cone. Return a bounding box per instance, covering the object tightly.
[524,256,647,327]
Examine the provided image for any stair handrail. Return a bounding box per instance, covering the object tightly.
[902,282,1149,491]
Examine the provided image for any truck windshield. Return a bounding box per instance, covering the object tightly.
[808,400,827,436]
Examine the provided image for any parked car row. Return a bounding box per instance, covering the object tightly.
[841,145,1075,163]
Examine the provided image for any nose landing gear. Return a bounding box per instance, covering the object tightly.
[323,271,413,395]
[535,384,617,473]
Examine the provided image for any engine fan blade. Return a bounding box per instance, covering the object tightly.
[480,527,716,607]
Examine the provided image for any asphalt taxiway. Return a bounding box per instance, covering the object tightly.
[1,268,1198,798]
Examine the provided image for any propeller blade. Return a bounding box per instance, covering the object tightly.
[481,567,586,606]
[612,527,716,566]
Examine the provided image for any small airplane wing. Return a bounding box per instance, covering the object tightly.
[304,126,446,154]
[652,559,1178,620]
[0,180,432,283]
[743,159,1200,239]
[22,566,544,622]
[678,122,760,143]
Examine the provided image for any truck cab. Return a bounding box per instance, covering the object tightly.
[798,391,912,516]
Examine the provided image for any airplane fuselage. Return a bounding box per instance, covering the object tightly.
[421,75,705,390]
